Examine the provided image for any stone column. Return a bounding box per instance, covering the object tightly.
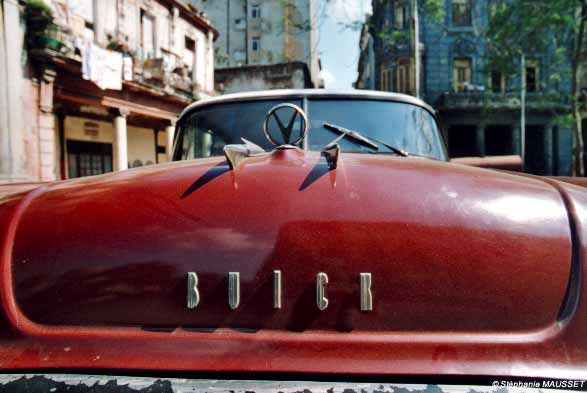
[192,39,199,91]
[166,120,176,161]
[38,67,58,181]
[0,0,26,181]
[207,30,215,92]
[476,124,486,157]
[544,124,554,175]
[94,0,105,45]
[113,108,129,171]
[171,7,179,50]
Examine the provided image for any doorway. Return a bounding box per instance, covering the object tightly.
[67,140,113,178]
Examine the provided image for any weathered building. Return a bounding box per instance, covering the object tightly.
[355,23,375,90]
[356,0,573,176]
[216,62,313,94]
[0,0,217,183]
[189,0,323,91]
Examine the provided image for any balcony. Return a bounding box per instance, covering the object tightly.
[27,16,197,101]
[134,56,198,98]
[439,91,571,111]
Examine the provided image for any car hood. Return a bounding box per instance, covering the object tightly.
[2,149,574,332]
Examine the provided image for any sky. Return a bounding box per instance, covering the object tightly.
[317,0,372,89]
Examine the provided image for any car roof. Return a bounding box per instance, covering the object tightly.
[179,89,437,119]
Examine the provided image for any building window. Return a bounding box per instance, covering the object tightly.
[453,58,472,92]
[141,10,156,59]
[452,0,472,27]
[394,2,409,30]
[380,67,392,92]
[67,141,113,179]
[526,60,540,92]
[234,18,247,30]
[184,37,196,71]
[251,36,260,52]
[490,69,505,93]
[251,4,260,19]
[397,58,412,94]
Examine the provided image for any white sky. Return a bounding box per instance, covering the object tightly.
[317,0,372,89]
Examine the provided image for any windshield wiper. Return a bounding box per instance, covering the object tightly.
[323,123,409,157]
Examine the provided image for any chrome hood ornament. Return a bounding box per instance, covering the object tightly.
[263,103,308,148]
[223,138,265,170]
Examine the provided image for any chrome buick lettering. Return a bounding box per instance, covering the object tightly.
[316,272,329,311]
[228,272,240,309]
[360,272,372,311]
[186,271,373,311]
[273,270,282,309]
[186,272,200,309]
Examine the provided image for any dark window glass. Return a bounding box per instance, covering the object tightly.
[176,99,445,161]
[176,99,302,160]
[526,66,537,92]
[251,4,260,18]
[306,99,445,159]
[67,140,113,178]
[394,2,408,30]
[491,70,503,93]
[452,0,472,27]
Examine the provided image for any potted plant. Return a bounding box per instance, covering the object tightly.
[24,0,63,51]
[106,34,134,56]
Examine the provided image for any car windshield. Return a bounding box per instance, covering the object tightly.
[175,98,446,161]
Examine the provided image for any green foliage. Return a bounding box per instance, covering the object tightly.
[377,28,411,49]
[24,0,53,19]
[24,0,53,31]
[487,0,587,175]
[486,0,577,76]
[422,0,445,23]
[375,0,445,49]
[24,0,60,50]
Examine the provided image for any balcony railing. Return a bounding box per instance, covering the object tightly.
[29,19,197,100]
[439,91,571,111]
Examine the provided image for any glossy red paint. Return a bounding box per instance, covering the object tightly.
[0,149,585,379]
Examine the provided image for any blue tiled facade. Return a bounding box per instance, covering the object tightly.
[361,0,573,175]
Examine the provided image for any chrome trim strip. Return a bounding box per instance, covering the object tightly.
[360,273,373,312]
[179,89,437,119]
[228,272,240,310]
[186,272,200,309]
[316,272,329,311]
[273,270,282,309]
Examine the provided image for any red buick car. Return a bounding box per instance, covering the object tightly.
[0,90,585,391]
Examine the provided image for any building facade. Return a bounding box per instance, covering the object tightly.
[0,0,217,183]
[189,0,322,91]
[215,61,314,94]
[356,0,574,176]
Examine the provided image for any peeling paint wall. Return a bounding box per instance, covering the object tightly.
[216,62,312,94]
[81,0,215,92]
[190,0,321,88]
[0,0,216,183]
[0,0,42,183]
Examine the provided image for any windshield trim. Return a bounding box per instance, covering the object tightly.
[179,90,437,119]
